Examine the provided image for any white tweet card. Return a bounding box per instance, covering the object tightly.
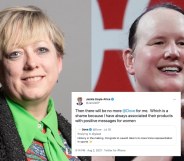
[72,92,181,156]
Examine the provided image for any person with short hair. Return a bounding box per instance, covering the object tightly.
[77,97,83,105]
[117,2,184,161]
[0,5,90,161]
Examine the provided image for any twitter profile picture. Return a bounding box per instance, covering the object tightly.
[77,97,83,105]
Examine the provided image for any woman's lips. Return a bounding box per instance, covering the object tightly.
[22,75,45,82]
[159,66,181,73]
[158,65,182,74]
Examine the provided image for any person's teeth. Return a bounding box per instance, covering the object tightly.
[25,76,42,81]
[161,67,179,72]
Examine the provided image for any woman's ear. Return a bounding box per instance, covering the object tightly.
[122,48,135,75]
[57,55,62,74]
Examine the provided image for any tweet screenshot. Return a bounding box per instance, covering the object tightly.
[72,92,181,156]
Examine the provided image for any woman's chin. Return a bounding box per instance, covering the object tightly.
[158,84,183,92]
[19,91,49,102]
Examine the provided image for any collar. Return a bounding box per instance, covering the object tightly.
[6,97,63,151]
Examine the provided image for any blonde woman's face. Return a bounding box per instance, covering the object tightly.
[0,37,62,103]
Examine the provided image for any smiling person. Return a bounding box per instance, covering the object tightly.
[117,2,184,161]
[0,6,90,161]
[123,3,184,93]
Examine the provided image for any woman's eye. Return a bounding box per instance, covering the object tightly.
[154,41,164,45]
[38,47,49,54]
[7,51,22,59]
[148,41,164,46]
[178,41,184,46]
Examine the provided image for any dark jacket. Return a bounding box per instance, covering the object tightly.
[0,91,90,161]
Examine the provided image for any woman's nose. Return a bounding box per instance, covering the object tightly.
[164,43,180,60]
[23,51,39,70]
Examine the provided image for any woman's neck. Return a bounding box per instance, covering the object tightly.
[23,99,49,121]
[12,96,49,121]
